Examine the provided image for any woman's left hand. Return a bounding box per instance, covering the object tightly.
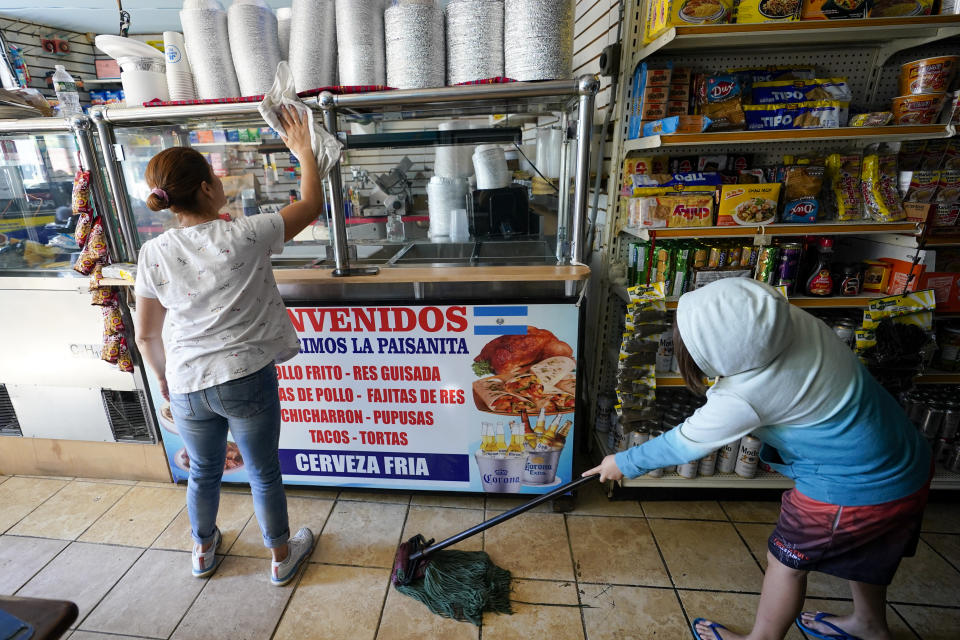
[582,455,623,482]
[158,377,170,402]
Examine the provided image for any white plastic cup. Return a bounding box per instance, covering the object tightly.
[449,208,469,241]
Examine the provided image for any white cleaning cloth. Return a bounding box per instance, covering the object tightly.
[258,61,342,176]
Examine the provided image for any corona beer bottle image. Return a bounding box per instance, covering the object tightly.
[523,419,538,450]
[546,420,573,449]
[533,407,547,436]
[495,421,508,454]
[481,422,498,454]
[507,420,524,455]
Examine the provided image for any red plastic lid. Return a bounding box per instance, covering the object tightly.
[819,237,834,249]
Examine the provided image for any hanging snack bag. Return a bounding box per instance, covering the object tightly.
[696,75,746,131]
[75,212,93,247]
[117,341,134,373]
[744,100,847,130]
[732,0,801,22]
[717,183,782,225]
[101,333,122,364]
[103,306,125,334]
[861,149,906,223]
[801,0,867,19]
[781,165,825,222]
[826,153,864,221]
[72,170,93,216]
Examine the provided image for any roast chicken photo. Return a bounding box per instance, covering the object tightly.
[472,327,576,415]
[474,327,573,378]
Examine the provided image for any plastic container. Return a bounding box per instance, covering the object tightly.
[899,56,959,95]
[52,65,81,117]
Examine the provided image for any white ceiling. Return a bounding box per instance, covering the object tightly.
[0,1,293,36]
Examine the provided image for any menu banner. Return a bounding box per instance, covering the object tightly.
[153,302,579,494]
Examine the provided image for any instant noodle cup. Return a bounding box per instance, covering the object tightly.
[891,94,947,125]
[900,57,959,96]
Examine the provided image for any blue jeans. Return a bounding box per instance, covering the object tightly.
[170,365,290,549]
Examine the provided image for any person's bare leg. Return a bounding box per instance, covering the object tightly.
[271,544,290,562]
[695,551,806,640]
[800,581,892,640]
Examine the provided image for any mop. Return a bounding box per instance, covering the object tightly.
[390,473,598,625]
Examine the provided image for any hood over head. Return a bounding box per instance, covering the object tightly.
[676,278,793,378]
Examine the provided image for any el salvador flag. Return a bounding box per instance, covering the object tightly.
[473,306,528,335]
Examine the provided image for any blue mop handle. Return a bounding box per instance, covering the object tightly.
[410,473,600,561]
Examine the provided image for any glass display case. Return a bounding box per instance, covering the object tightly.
[0,131,84,272]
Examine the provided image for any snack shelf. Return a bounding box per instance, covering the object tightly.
[611,282,887,310]
[621,221,919,240]
[656,374,685,387]
[923,235,960,247]
[633,15,960,65]
[623,125,955,153]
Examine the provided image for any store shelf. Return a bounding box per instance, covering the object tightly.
[611,281,883,309]
[633,15,960,64]
[621,222,919,240]
[923,235,960,247]
[656,374,686,387]
[914,371,960,384]
[624,125,955,153]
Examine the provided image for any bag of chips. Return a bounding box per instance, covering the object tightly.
[72,170,93,216]
[695,75,746,131]
[103,306,125,334]
[781,165,825,222]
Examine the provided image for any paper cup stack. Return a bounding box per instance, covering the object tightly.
[163,31,197,101]
[180,0,241,100]
[227,0,281,96]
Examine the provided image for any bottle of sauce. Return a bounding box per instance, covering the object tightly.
[805,237,834,297]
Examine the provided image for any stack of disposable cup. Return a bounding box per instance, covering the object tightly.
[276,7,292,61]
[427,176,468,238]
[163,31,197,101]
[227,0,281,96]
[473,145,511,190]
[181,0,241,100]
[433,120,474,180]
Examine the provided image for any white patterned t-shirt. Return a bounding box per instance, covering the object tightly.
[134,214,300,394]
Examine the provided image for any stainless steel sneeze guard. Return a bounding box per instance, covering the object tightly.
[86,75,599,273]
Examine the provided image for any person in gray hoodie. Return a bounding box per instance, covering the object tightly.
[584,278,932,640]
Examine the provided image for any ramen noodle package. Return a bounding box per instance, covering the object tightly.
[827,153,864,221]
[801,0,867,19]
[861,151,906,222]
[744,101,847,130]
[898,140,927,172]
[849,112,894,127]
[870,0,933,17]
[781,165,825,222]
[72,170,92,216]
[921,139,950,171]
[696,75,746,131]
[645,0,732,44]
[936,170,960,204]
[717,183,781,226]
[732,0,801,21]
[902,171,941,202]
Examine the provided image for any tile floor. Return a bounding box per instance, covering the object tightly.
[0,473,958,640]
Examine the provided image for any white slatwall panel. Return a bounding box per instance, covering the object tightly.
[1,16,94,102]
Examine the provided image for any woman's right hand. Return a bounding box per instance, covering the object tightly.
[277,105,313,162]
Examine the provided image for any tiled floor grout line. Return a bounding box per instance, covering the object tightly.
[371,501,411,640]
[919,533,960,575]
[561,513,591,640]
[888,602,923,640]
[1,476,76,536]
[67,481,137,543]
[67,544,151,633]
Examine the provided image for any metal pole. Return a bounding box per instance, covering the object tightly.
[571,75,599,266]
[71,115,129,263]
[318,92,378,277]
[555,112,570,265]
[90,109,140,260]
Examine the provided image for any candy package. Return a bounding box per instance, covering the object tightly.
[861,149,906,222]
[827,153,864,221]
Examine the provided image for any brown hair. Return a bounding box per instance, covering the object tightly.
[674,324,707,396]
[144,147,213,212]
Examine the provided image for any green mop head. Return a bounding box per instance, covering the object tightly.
[391,534,512,626]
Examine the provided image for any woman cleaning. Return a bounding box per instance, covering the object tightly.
[584,277,932,640]
[134,106,326,586]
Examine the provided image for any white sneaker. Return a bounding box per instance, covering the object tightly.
[191,526,222,578]
[271,527,314,586]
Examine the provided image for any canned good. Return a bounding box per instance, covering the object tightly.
[664,465,677,473]
[934,438,955,464]
[699,450,718,476]
[947,443,960,473]
[717,441,739,473]
[919,406,945,438]
[735,435,761,478]
[677,461,699,479]
[754,246,780,285]
[942,404,960,440]
[646,467,665,478]
[832,319,857,348]
[774,243,803,291]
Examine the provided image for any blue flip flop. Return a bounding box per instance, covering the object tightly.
[691,617,728,640]
[796,612,863,640]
